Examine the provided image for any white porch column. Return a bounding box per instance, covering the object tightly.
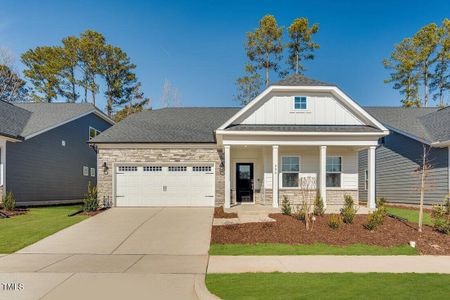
[368,146,376,209]
[319,145,327,208]
[0,140,5,197]
[272,145,279,208]
[224,145,231,208]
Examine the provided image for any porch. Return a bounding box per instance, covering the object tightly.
[223,144,376,210]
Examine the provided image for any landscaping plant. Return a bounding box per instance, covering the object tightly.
[281,195,292,215]
[1,192,16,211]
[83,182,98,212]
[340,195,357,224]
[297,176,316,231]
[431,196,450,234]
[293,205,306,221]
[313,196,324,216]
[364,200,387,230]
[327,214,341,229]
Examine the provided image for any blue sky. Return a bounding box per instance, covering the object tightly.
[1,0,449,111]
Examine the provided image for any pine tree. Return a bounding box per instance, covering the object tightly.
[235,64,262,105]
[431,19,450,107]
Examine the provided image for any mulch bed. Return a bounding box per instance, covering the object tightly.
[211,214,450,255]
[0,208,28,218]
[214,207,238,219]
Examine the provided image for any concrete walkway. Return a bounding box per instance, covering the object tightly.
[0,208,215,300]
[208,255,450,274]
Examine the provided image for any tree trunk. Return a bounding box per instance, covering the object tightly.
[265,53,270,87]
[423,67,429,107]
[295,52,299,75]
[71,68,76,103]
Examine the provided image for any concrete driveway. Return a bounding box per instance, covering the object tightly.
[0,207,214,300]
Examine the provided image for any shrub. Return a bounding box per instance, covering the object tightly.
[364,208,386,230]
[293,205,306,221]
[340,195,356,224]
[313,196,324,216]
[376,197,387,216]
[431,196,450,234]
[2,192,16,211]
[327,214,341,229]
[281,196,292,215]
[83,182,98,212]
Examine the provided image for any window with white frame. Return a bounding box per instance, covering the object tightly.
[281,156,300,188]
[83,166,89,177]
[294,96,307,110]
[90,167,96,177]
[143,166,162,172]
[89,127,101,140]
[364,169,368,191]
[326,156,342,188]
[168,166,187,172]
[118,166,138,172]
[193,166,212,172]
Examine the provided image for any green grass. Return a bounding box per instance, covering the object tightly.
[387,207,433,225]
[209,243,417,255]
[206,273,450,300]
[0,205,88,253]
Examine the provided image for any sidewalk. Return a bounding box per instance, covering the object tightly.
[208,255,450,274]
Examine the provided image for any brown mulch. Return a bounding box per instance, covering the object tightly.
[211,214,450,255]
[0,208,28,218]
[214,207,238,219]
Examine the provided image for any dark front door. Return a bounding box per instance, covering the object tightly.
[236,163,254,203]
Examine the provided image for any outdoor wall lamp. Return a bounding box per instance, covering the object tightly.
[102,162,109,175]
[219,161,225,175]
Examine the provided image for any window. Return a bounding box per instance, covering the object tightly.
[364,169,368,191]
[281,156,300,188]
[89,127,101,140]
[294,96,307,110]
[193,166,212,172]
[326,156,342,188]
[83,166,89,176]
[143,166,162,172]
[168,166,187,172]
[118,166,138,172]
[90,167,96,177]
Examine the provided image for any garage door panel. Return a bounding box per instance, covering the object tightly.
[115,165,215,207]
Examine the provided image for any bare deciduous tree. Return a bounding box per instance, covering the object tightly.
[416,144,432,232]
[298,175,317,231]
[160,79,181,107]
[0,48,28,102]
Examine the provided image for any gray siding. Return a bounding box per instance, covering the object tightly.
[359,131,449,205]
[6,113,111,205]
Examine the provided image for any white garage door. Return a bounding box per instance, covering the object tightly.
[115,164,215,207]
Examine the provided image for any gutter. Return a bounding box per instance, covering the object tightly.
[430,140,450,148]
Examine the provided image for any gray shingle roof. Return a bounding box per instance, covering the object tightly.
[91,107,240,143]
[272,74,335,87]
[364,106,450,143]
[0,100,31,139]
[225,124,382,133]
[0,102,111,139]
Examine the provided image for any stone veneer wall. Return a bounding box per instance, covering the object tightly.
[97,147,224,207]
[326,190,358,206]
[262,189,359,208]
[279,189,318,206]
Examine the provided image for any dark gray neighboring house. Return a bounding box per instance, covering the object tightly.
[359,106,450,205]
[0,101,114,206]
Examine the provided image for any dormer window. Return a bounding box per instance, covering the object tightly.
[294,96,307,110]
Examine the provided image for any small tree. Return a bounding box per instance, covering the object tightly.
[83,182,98,212]
[281,195,292,215]
[417,145,432,232]
[297,175,316,231]
[313,196,324,216]
[340,195,357,224]
[2,192,16,211]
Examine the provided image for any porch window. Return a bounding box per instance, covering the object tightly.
[326,156,342,188]
[281,156,300,188]
[294,96,307,110]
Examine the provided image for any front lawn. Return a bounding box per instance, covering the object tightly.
[387,206,433,225]
[206,273,450,300]
[0,205,87,253]
[209,243,417,255]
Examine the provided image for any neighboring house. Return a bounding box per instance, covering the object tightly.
[91,74,388,210]
[91,75,389,207]
[0,101,114,206]
[359,107,450,205]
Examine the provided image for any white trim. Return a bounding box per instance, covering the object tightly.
[216,130,388,136]
[293,96,308,111]
[25,110,114,140]
[223,140,379,146]
[0,140,6,195]
[431,140,450,148]
[319,145,327,208]
[224,145,231,208]
[272,145,279,208]
[367,146,376,209]
[364,169,368,191]
[280,155,301,189]
[326,155,343,188]
[218,85,388,132]
[95,143,218,149]
[89,126,101,140]
[234,160,256,204]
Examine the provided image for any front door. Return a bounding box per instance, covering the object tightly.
[236,163,254,203]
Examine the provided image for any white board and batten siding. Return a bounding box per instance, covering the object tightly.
[115,164,215,207]
[239,92,364,125]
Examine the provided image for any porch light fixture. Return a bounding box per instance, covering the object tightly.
[102,162,109,175]
[219,161,225,175]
